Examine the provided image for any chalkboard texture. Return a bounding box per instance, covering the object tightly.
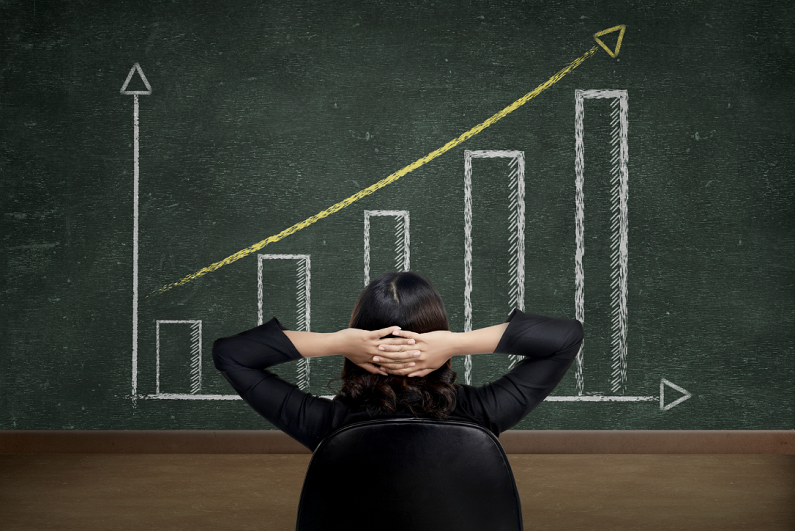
[1,0,793,430]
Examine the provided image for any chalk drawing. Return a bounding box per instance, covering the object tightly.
[363,210,410,286]
[574,89,629,396]
[131,94,140,401]
[123,64,238,402]
[155,320,202,395]
[660,378,692,411]
[258,254,311,390]
[323,389,688,410]
[549,379,690,409]
[546,395,654,402]
[127,30,643,406]
[123,63,151,402]
[593,25,627,59]
[151,33,624,296]
[120,63,153,95]
[464,150,525,384]
[189,321,201,393]
[141,394,241,401]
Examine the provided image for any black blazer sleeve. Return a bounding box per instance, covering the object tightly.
[454,309,583,435]
[212,318,338,450]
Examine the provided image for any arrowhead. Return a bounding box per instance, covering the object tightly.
[593,25,626,58]
[660,378,692,410]
[120,63,152,95]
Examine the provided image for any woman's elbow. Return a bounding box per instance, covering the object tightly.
[573,319,584,341]
[565,319,584,349]
[212,337,233,370]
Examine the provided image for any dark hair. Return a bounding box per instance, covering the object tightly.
[334,272,458,418]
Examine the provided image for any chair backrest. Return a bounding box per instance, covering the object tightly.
[295,418,523,531]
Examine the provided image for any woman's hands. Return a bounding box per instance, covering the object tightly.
[334,326,416,376]
[333,327,457,377]
[370,323,509,377]
[373,330,459,377]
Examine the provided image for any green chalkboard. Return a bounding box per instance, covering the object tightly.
[1,0,793,431]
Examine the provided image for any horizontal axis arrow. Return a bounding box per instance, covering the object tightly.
[547,378,692,410]
[136,379,692,411]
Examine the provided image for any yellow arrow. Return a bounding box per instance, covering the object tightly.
[593,25,626,58]
[152,28,622,296]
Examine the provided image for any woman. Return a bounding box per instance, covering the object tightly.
[212,271,583,451]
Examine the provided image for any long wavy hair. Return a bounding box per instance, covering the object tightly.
[335,272,458,418]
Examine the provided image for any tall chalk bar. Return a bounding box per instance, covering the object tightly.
[463,150,526,385]
[258,254,311,390]
[574,89,629,396]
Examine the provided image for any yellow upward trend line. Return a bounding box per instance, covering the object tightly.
[152,43,603,296]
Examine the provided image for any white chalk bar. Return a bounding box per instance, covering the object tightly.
[258,254,311,390]
[574,90,629,396]
[463,150,526,384]
[363,210,410,286]
[155,320,202,396]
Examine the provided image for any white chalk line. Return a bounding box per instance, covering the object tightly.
[296,258,310,332]
[141,380,691,411]
[574,89,629,396]
[463,150,525,383]
[125,63,151,403]
[364,214,371,285]
[258,254,311,390]
[363,210,410,286]
[139,394,241,400]
[143,394,650,403]
[189,321,202,394]
[296,257,311,390]
[138,393,333,401]
[608,94,629,394]
[544,379,690,410]
[507,153,526,370]
[132,94,139,400]
[574,92,585,396]
[546,396,654,402]
[463,152,474,385]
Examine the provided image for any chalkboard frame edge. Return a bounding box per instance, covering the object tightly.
[1,430,793,454]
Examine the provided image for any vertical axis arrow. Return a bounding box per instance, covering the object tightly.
[121,63,152,401]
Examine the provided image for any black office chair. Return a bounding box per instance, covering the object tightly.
[295,418,523,531]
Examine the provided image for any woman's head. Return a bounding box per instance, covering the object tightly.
[336,272,457,418]
[348,271,449,333]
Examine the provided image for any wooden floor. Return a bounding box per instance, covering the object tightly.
[1,454,793,530]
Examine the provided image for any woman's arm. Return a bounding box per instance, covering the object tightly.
[376,310,583,433]
[282,326,411,376]
[212,319,413,450]
[212,318,333,450]
[466,310,583,432]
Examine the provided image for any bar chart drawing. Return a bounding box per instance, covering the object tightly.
[258,254,312,390]
[464,150,526,383]
[574,89,629,396]
[363,210,410,286]
[126,45,692,410]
